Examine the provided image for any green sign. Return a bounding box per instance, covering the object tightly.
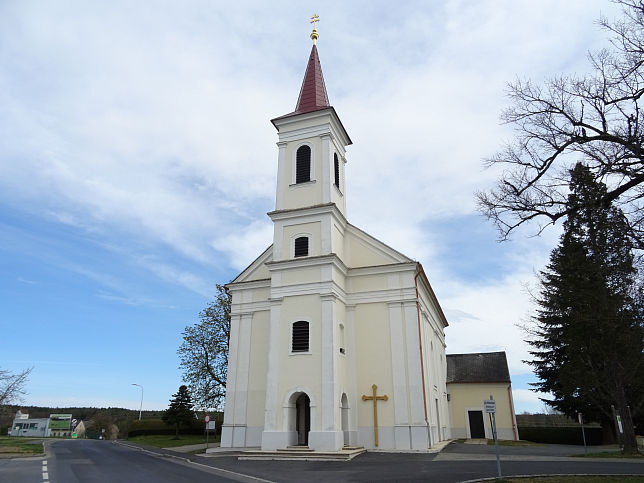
[49,414,72,430]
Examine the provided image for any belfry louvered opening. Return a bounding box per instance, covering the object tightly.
[334,153,340,188]
[292,321,309,352]
[294,236,309,257]
[296,145,311,183]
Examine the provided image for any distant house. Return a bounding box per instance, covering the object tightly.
[48,414,73,437]
[447,351,518,440]
[9,411,51,437]
[73,420,87,439]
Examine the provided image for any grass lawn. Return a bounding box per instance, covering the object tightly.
[494,477,644,482]
[126,434,220,448]
[486,439,543,446]
[0,436,44,456]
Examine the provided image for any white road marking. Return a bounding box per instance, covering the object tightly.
[114,441,274,483]
[42,471,49,480]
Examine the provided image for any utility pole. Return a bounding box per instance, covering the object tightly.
[132,384,143,420]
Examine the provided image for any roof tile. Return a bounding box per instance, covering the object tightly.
[294,44,330,114]
[446,351,511,383]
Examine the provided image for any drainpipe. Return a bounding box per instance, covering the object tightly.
[507,384,518,440]
[414,267,431,445]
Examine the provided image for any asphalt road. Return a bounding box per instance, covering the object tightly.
[1,440,643,483]
[200,451,644,483]
[2,439,266,483]
[0,455,43,483]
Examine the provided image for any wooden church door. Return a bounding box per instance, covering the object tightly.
[468,410,485,439]
[295,393,310,445]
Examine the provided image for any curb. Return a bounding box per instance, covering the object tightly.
[460,474,644,483]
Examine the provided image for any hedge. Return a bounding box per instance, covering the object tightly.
[127,427,206,437]
[518,425,603,445]
[126,417,221,438]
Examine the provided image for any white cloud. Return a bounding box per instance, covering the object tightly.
[211,219,274,272]
[439,234,554,374]
[513,388,552,414]
[0,0,623,409]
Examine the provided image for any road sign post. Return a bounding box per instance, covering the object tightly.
[205,414,210,449]
[578,412,587,454]
[485,396,502,479]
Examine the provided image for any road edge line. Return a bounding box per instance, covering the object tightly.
[114,440,274,483]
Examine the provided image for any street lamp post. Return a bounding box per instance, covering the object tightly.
[131,384,143,421]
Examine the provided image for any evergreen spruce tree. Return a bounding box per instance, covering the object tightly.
[162,385,195,438]
[528,163,644,454]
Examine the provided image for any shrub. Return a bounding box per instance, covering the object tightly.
[126,418,205,438]
[518,425,603,445]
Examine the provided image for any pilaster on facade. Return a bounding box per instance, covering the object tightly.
[234,313,253,424]
[403,301,426,427]
[387,302,410,428]
[320,294,337,432]
[275,141,288,210]
[320,133,332,205]
[221,313,241,433]
[263,299,282,433]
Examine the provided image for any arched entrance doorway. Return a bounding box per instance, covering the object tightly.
[295,393,310,446]
[341,393,349,446]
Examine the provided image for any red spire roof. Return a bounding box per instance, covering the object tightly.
[270,42,351,145]
[294,44,330,114]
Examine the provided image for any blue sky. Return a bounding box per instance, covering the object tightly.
[1,0,619,412]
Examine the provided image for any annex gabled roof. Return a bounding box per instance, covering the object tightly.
[446,351,511,384]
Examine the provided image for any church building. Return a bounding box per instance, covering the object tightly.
[221,20,515,452]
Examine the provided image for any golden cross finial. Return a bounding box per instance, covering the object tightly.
[310,13,320,44]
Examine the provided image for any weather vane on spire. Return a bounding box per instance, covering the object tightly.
[310,13,319,44]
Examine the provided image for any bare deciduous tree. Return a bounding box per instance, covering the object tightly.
[477,1,644,246]
[0,366,32,406]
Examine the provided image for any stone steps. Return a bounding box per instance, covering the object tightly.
[238,445,366,461]
[279,446,314,452]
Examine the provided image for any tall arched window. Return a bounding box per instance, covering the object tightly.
[292,321,310,352]
[294,236,309,257]
[334,153,340,189]
[296,145,311,183]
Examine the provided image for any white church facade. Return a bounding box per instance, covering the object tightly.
[221,24,514,452]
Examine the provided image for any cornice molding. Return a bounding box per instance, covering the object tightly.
[265,253,348,275]
[227,279,270,291]
[268,202,347,226]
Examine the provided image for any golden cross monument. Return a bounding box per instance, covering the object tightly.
[310,13,320,44]
[362,384,388,447]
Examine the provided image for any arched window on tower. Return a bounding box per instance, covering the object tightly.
[296,145,311,184]
[292,321,310,352]
[334,153,340,189]
[294,236,309,257]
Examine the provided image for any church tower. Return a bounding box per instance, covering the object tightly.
[221,18,451,452]
[261,19,353,451]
